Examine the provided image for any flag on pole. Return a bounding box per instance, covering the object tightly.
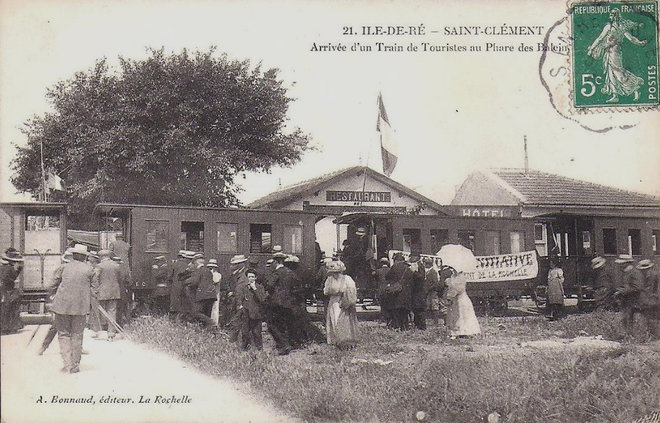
[377,93,398,177]
[45,170,63,191]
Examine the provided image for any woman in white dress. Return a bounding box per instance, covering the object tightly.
[444,268,481,338]
[323,260,359,348]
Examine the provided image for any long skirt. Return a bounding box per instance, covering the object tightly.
[446,293,481,336]
[326,295,358,346]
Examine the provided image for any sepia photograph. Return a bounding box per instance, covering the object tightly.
[1,1,659,422]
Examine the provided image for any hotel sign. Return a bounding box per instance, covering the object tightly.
[326,191,391,202]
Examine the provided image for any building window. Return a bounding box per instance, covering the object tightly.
[283,225,303,254]
[581,231,592,256]
[653,230,660,255]
[216,223,237,253]
[430,229,449,254]
[628,229,641,256]
[510,231,525,254]
[603,228,617,255]
[458,230,476,252]
[180,221,204,252]
[484,231,501,255]
[250,224,272,254]
[402,228,421,253]
[534,223,548,257]
[146,220,169,252]
[25,212,61,253]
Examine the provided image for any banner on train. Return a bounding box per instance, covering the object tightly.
[387,250,538,282]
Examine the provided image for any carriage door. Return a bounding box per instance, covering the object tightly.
[181,221,204,253]
[373,218,392,260]
[23,209,64,292]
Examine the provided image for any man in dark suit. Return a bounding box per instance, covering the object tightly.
[92,249,126,341]
[51,244,97,373]
[169,251,193,322]
[236,269,268,350]
[386,252,424,330]
[264,247,296,355]
[228,254,249,342]
[187,256,218,328]
[1,248,25,335]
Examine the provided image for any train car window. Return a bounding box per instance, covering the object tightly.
[181,221,204,252]
[250,224,272,253]
[402,228,421,253]
[653,230,660,255]
[216,223,238,253]
[534,223,548,256]
[430,229,449,254]
[628,229,641,256]
[25,212,61,253]
[283,225,303,254]
[581,231,592,256]
[509,231,525,253]
[603,228,617,255]
[484,231,501,255]
[457,230,475,252]
[146,220,169,252]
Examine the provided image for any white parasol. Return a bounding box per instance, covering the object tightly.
[436,244,478,273]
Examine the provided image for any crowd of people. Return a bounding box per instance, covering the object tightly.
[589,253,659,337]
[2,234,659,374]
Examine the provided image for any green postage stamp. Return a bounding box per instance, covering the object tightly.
[572,1,659,108]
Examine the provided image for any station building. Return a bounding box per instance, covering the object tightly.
[450,168,660,293]
[248,166,445,256]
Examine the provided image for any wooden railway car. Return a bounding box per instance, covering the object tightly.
[93,203,320,300]
[0,202,67,311]
[535,213,660,309]
[335,212,543,314]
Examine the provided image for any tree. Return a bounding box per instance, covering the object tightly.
[11,48,311,228]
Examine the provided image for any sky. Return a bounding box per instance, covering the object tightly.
[1,0,659,206]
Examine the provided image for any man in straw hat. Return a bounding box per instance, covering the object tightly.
[91,249,127,341]
[50,244,97,373]
[1,248,25,334]
[635,259,659,338]
[591,256,617,310]
[264,246,296,355]
[225,254,249,341]
[614,254,644,334]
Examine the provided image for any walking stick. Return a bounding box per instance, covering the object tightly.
[97,304,129,340]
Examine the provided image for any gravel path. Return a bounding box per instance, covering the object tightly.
[1,325,296,423]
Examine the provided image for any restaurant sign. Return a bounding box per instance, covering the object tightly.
[326,191,391,202]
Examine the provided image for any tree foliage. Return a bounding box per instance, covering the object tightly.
[11,48,311,228]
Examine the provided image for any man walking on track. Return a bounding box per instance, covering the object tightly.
[50,244,97,373]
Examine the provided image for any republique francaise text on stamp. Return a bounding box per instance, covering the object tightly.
[571,1,659,108]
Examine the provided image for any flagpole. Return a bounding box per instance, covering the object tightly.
[40,139,47,202]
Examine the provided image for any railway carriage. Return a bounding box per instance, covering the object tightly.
[93,203,320,304]
[0,202,68,312]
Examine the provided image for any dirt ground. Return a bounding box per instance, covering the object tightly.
[0,325,296,423]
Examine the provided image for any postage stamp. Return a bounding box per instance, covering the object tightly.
[571,1,659,108]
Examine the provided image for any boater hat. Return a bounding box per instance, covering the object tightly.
[355,227,367,236]
[230,254,248,265]
[636,259,654,270]
[206,258,218,268]
[71,244,89,256]
[591,256,606,270]
[615,254,634,264]
[2,250,24,262]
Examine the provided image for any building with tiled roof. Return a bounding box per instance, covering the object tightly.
[451,169,660,293]
[248,166,445,256]
[249,166,445,214]
[451,168,660,218]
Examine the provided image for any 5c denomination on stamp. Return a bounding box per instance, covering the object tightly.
[571,1,659,108]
